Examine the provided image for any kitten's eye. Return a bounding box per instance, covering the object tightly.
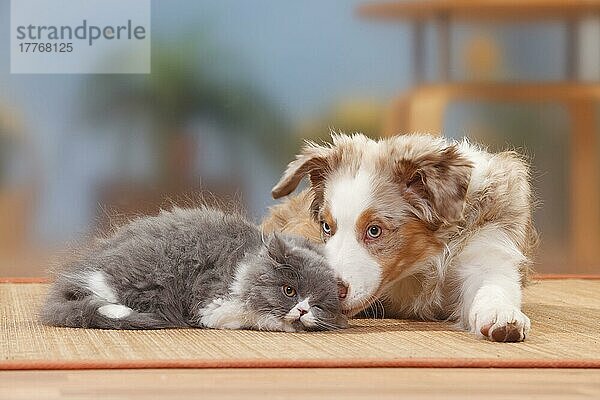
[321,221,331,235]
[366,225,382,239]
[282,285,297,297]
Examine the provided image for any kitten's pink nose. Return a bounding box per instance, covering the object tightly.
[298,308,308,316]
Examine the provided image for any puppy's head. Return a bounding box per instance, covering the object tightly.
[272,133,472,316]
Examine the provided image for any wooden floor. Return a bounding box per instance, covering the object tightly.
[1,368,599,400]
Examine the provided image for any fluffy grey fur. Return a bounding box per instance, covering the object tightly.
[40,206,347,332]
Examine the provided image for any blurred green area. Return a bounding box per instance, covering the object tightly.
[86,31,290,184]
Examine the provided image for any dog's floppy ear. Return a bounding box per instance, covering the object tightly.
[272,141,331,199]
[397,145,473,224]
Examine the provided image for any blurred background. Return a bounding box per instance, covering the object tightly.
[1,0,599,276]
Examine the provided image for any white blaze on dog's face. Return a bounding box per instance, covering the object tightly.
[322,168,382,314]
[317,163,443,316]
[271,133,472,316]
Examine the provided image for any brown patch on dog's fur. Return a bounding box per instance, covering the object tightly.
[263,190,321,242]
[354,209,381,240]
[393,145,473,226]
[378,219,443,285]
[354,208,443,285]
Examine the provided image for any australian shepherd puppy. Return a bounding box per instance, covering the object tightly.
[262,133,537,342]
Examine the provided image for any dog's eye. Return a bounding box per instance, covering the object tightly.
[282,285,297,297]
[321,221,332,235]
[366,225,382,239]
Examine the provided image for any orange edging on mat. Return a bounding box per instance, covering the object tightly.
[1,358,600,370]
[0,277,49,283]
[531,273,600,280]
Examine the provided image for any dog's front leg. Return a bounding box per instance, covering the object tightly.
[454,227,531,342]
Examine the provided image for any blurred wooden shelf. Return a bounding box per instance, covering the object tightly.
[400,82,600,101]
[384,81,600,133]
[359,0,600,21]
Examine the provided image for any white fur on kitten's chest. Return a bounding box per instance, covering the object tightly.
[198,297,315,332]
[198,298,249,330]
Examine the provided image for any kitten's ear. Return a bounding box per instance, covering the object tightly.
[266,233,288,262]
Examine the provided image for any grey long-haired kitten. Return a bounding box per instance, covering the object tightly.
[40,206,347,332]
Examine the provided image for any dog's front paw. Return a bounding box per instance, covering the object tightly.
[470,305,530,342]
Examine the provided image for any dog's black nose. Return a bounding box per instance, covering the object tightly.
[337,281,349,300]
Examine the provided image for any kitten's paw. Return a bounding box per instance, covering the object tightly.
[98,304,133,319]
[470,305,530,342]
[199,298,246,330]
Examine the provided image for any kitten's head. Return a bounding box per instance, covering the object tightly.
[240,233,347,332]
